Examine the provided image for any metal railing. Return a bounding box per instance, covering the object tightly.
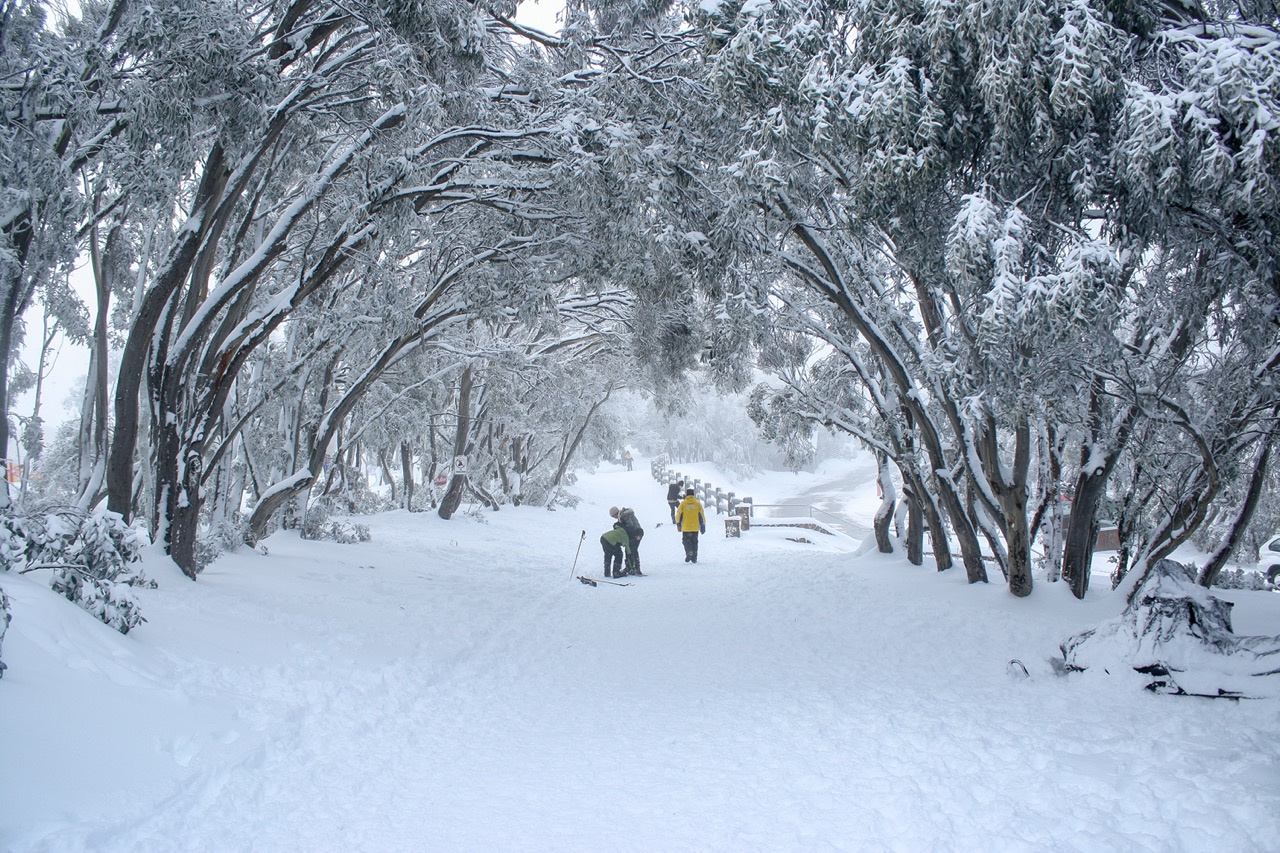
[745,503,847,532]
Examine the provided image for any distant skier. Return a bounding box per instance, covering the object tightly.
[676,487,706,564]
[610,506,645,576]
[624,449,634,471]
[666,479,684,523]
[600,520,633,579]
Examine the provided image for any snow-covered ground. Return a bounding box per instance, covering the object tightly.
[2,456,1278,852]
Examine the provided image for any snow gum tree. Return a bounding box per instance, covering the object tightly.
[63,0,626,574]
[8,0,1273,593]
[0,0,133,508]
[693,0,1278,597]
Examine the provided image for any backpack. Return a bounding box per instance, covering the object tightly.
[618,508,643,538]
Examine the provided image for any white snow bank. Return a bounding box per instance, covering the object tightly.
[1,457,1278,852]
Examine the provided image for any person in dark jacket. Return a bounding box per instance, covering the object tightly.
[610,506,645,576]
[600,522,632,579]
[666,480,684,523]
[676,487,706,563]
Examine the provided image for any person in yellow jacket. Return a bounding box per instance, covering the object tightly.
[676,487,706,564]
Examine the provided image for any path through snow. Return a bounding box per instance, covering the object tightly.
[2,458,1278,851]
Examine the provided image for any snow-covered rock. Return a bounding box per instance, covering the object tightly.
[1061,559,1280,698]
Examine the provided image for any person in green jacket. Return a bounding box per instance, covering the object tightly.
[600,521,632,578]
[676,487,706,564]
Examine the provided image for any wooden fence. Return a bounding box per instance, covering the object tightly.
[651,456,754,537]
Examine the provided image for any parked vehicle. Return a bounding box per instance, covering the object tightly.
[1261,534,1280,585]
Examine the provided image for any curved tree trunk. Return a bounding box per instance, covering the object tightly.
[1199,417,1277,587]
[780,204,987,583]
[545,382,616,506]
[400,441,415,511]
[1062,387,1138,598]
[438,365,475,521]
[107,143,231,519]
[872,452,895,553]
[903,482,925,566]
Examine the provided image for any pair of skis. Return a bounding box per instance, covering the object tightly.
[569,529,634,587]
[577,575,631,587]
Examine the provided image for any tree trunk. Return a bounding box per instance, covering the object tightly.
[992,417,1033,598]
[438,365,475,520]
[167,450,204,579]
[904,483,925,566]
[872,452,895,553]
[1064,420,1126,594]
[438,473,467,519]
[0,191,40,510]
[107,143,231,519]
[1063,467,1107,598]
[15,314,59,505]
[400,441,415,511]
[547,383,615,504]
[1199,419,1276,587]
[77,221,114,508]
[378,448,397,504]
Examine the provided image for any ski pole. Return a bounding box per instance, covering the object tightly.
[568,529,586,579]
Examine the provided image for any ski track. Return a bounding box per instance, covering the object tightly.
[7,464,1280,852]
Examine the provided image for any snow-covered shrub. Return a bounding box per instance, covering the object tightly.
[192,518,255,575]
[0,508,153,635]
[531,482,580,509]
[300,499,371,543]
[1211,568,1274,591]
[49,565,148,635]
[316,467,390,516]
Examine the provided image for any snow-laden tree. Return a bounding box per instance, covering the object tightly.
[42,0,639,574]
[693,0,1279,597]
[0,0,129,508]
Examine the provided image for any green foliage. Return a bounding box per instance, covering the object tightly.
[0,508,152,635]
[301,497,373,544]
[747,383,817,470]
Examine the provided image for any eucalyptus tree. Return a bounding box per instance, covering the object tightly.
[695,0,1278,597]
[235,204,565,547]
[57,0,616,575]
[0,0,134,507]
[748,289,948,568]
[428,284,636,510]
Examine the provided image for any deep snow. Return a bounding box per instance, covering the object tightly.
[2,456,1278,852]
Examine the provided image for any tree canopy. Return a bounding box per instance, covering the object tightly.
[2,0,1276,593]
